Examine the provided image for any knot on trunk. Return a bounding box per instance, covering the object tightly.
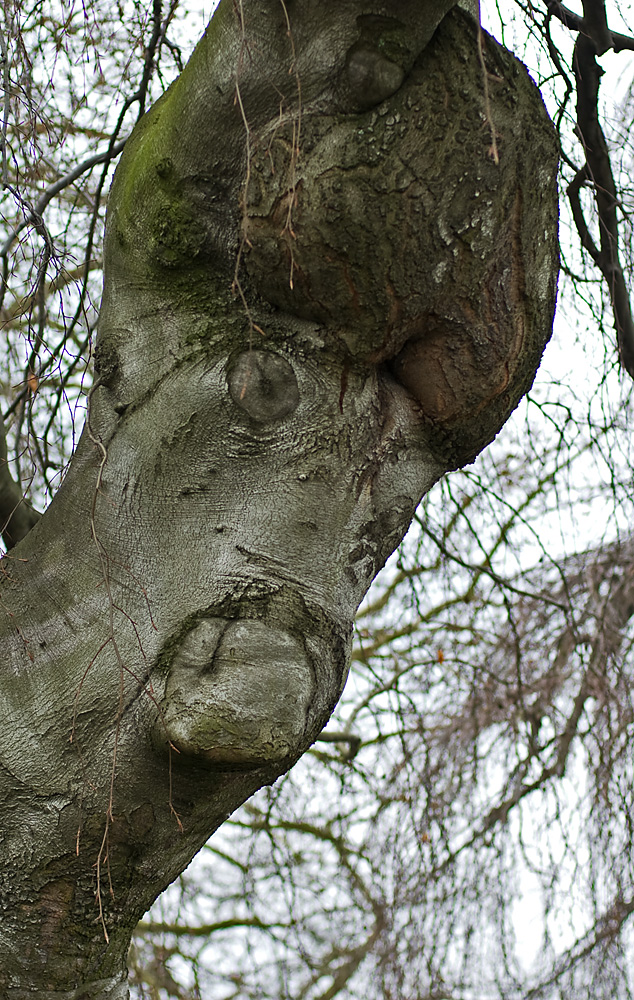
[155,617,314,768]
[243,10,559,468]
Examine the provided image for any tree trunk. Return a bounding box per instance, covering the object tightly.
[0,1,558,994]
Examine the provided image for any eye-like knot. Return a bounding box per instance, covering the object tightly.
[227,350,299,422]
[345,41,405,111]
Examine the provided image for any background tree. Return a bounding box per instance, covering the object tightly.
[1,0,629,998]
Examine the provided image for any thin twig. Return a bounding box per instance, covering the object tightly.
[476,0,499,165]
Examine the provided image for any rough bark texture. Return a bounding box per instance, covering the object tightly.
[0,1,558,994]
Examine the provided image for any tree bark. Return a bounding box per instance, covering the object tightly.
[0,2,558,994]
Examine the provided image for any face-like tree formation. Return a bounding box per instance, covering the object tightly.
[0,2,557,993]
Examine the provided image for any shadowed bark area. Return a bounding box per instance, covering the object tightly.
[0,419,40,550]
[0,2,558,995]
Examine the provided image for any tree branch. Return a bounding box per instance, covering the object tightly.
[567,165,600,263]
[315,730,362,760]
[0,418,39,549]
[572,33,634,378]
[0,139,126,259]
[545,0,634,51]
[135,916,286,936]
[548,0,634,378]
[581,0,612,55]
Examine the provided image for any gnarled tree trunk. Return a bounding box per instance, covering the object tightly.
[0,2,558,994]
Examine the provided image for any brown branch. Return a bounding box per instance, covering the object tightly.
[525,894,634,998]
[311,914,385,1000]
[571,33,634,378]
[0,141,126,259]
[581,0,612,55]
[0,259,102,328]
[567,165,600,262]
[135,916,286,937]
[545,0,634,51]
[315,730,362,760]
[547,0,634,379]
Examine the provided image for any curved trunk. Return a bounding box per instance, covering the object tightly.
[0,2,558,993]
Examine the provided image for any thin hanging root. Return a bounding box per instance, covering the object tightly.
[279,0,302,288]
[233,0,303,305]
[477,1,499,165]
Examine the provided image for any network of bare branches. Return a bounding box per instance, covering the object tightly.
[0,0,197,540]
[2,1,634,998]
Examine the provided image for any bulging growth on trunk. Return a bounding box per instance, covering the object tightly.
[0,1,558,993]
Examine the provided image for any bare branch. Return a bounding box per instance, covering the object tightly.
[0,139,126,258]
[315,730,362,760]
[0,416,39,548]
[545,0,634,51]
[572,33,634,378]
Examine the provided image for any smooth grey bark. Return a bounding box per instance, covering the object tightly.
[0,2,558,995]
